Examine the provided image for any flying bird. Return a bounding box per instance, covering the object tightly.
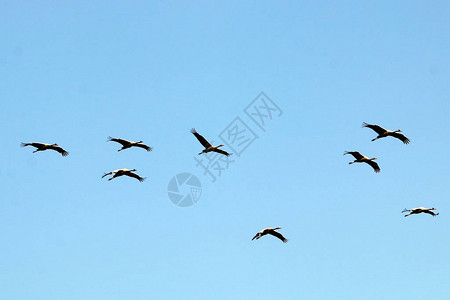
[107,137,152,152]
[344,151,380,173]
[362,122,410,144]
[402,207,439,217]
[252,227,288,243]
[21,142,69,156]
[191,128,231,156]
[102,168,146,182]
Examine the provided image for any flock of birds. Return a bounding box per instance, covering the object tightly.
[20,123,438,244]
[343,122,439,224]
[343,122,410,173]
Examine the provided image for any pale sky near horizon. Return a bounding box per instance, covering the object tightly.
[1,1,449,299]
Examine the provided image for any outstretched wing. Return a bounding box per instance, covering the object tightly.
[365,160,380,173]
[102,172,112,178]
[252,232,261,240]
[107,137,131,146]
[102,169,120,178]
[212,148,231,157]
[125,171,146,182]
[389,132,410,144]
[344,151,364,160]
[191,128,212,148]
[268,230,288,243]
[423,210,439,217]
[362,122,387,135]
[50,145,69,156]
[21,142,44,148]
[133,143,153,152]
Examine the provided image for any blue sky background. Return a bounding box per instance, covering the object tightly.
[1,1,449,299]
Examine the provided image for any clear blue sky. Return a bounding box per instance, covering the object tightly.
[1,1,449,299]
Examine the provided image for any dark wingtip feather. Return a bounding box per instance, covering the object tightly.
[343,151,355,156]
[20,143,27,147]
[223,152,232,157]
[190,128,197,134]
[392,132,410,144]
[371,163,381,173]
